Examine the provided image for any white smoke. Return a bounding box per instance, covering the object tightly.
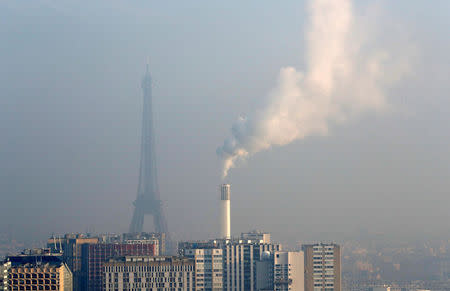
[217,0,412,178]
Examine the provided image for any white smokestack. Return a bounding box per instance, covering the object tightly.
[216,0,412,178]
[220,184,231,239]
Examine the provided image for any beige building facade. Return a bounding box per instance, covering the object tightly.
[183,248,223,291]
[303,243,341,291]
[5,257,72,291]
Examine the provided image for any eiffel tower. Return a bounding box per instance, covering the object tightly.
[129,65,169,239]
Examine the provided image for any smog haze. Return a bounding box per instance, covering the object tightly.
[1,1,449,247]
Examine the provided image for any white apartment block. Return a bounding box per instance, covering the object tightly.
[274,251,304,291]
[223,240,282,291]
[256,251,304,291]
[177,235,282,291]
[183,248,223,291]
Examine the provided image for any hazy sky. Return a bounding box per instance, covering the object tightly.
[1,0,449,246]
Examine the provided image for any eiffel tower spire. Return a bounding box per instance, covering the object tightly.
[129,66,168,240]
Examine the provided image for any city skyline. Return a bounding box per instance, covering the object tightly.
[0,0,449,248]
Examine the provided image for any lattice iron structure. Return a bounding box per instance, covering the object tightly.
[129,66,169,239]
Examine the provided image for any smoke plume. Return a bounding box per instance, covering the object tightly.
[217,0,411,178]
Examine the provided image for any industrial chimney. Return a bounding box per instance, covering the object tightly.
[220,184,231,239]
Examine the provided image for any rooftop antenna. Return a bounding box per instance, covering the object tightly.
[52,233,57,251]
[58,236,63,253]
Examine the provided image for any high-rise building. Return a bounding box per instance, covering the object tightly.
[47,233,165,290]
[47,234,99,291]
[82,242,156,291]
[302,243,341,291]
[273,251,304,291]
[256,251,304,291]
[223,240,282,291]
[4,249,72,291]
[178,236,281,291]
[255,252,273,291]
[103,256,195,291]
[183,248,223,291]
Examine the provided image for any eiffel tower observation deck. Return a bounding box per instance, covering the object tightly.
[129,66,169,241]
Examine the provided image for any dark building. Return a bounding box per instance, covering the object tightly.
[82,242,156,291]
[47,233,164,291]
[47,234,99,291]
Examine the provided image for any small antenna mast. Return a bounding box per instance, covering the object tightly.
[59,236,63,253]
[52,234,57,251]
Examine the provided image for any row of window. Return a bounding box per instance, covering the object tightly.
[9,274,58,279]
[105,275,193,282]
[195,259,222,263]
[9,279,58,285]
[107,277,187,283]
[315,246,334,249]
[314,265,334,269]
[106,282,187,289]
[105,265,194,273]
[106,288,188,291]
[10,286,57,291]
[106,271,191,278]
[8,273,59,279]
[313,254,334,259]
